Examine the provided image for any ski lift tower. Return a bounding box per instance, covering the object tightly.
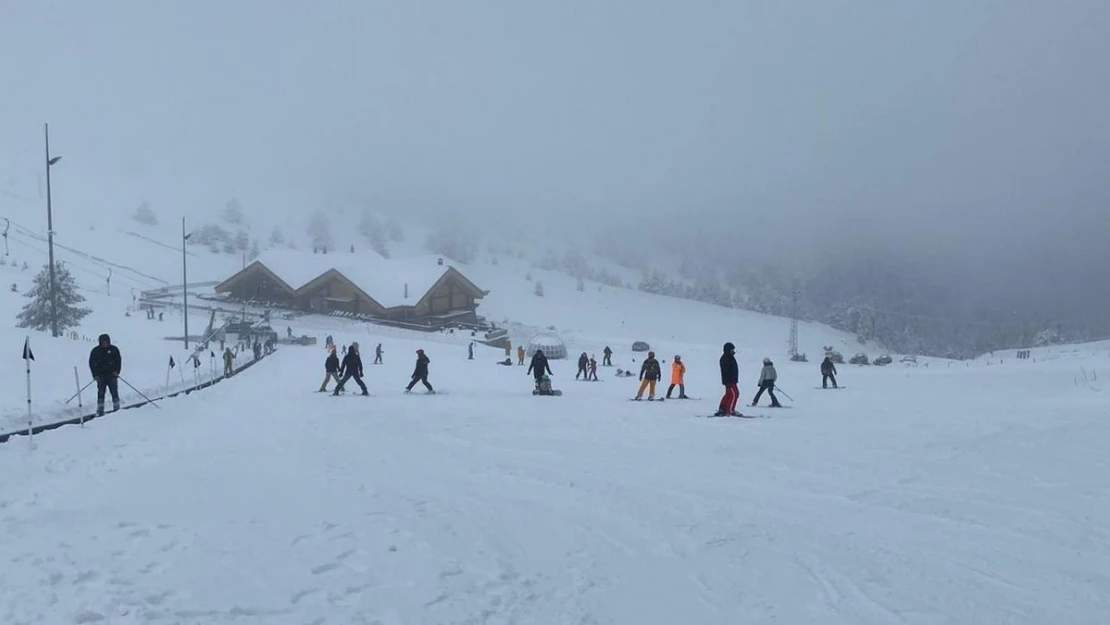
[788,286,800,357]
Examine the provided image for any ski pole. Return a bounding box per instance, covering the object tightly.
[775,386,795,402]
[65,379,95,405]
[117,376,162,409]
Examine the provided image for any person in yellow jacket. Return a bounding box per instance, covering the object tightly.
[666,355,688,399]
[517,344,526,365]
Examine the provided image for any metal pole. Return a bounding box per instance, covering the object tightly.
[183,217,189,349]
[44,123,58,338]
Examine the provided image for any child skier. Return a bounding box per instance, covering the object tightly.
[406,349,434,393]
[752,357,782,407]
[635,351,662,400]
[318,346,340,392]
[666,355,687,399]
[588,355,598,381]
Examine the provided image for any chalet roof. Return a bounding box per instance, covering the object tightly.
[234,249,483,308]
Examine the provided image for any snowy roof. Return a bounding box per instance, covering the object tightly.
[246,249,477,309]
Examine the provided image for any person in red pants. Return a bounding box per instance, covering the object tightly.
[716,342,740,416]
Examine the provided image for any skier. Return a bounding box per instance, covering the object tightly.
[588,355,598,381]
[333,342,368,396]
[468,342,474,360]
[517,344,526,366]
[635,351,661,400]
[89,333,122,416]
[318,347,340,392]
[527,348,553,391]
[602,346,613,367]
[223,347,235,376]
[405,349,434,393]
[821,356,838,388]
[576,352,589,380]
[374,343,383,364]
[716,342,740,416]
[666,355,688,399]
[752,358,782,407]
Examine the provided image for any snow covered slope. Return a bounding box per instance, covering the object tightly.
[1,328,1107,624]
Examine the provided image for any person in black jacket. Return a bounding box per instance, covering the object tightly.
[716,342,740,416]
[527,349,553,391]
[406,349,434,393]
[89,333,122,416]
[576,352,589,380]
[333,342,368,396]
[318,347,340,392]
[821,356,838,388]
[602,346,613,367]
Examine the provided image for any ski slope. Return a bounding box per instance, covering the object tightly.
[1,324,1108,623]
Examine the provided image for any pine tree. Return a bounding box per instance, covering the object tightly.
[308,209,333,251]
[534,281,545,297]
[132,201,158,225]
[248,239,261,261]
[16,263,91,332]
[385,217,405,242]
[224,198,245,225]
[359,211,390,258]
[269,226,285,246]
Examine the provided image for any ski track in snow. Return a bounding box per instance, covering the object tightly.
[1,339,1109,625]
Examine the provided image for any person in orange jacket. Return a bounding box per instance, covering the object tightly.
[666,354,688,399]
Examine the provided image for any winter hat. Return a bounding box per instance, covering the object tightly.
[723,342,735,352]
[648,351,655,358]
[763,358,772,365]
[98,333,110,344]
[674,355,681,361]
[416,349,424,355]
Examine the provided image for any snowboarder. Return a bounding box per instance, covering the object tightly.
[716,342,740,416]
[576,352,589,380]
[406,349,434,393]
[89,333,122,416]
[527,348,553,388]
[333,342,368,396]
[468,342,474,360]
[223,347,234,376]
[635,351,661,400]
[286,326,292,338]
[517,345,526,366]
[821,356,838,388]
[602,346,613,367]
[588,356,598,381]
[374,343,383,364]
[318,347,340,392]
[752,358,782,407]
[666,355,688,399]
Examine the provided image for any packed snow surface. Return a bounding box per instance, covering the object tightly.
[1,331,1107,624]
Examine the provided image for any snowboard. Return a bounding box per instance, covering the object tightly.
[533,390,563,396]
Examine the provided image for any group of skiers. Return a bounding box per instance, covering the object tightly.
[317,342,436,396]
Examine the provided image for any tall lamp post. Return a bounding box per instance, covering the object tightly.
[44,123,63,338]
[183,217,192,349]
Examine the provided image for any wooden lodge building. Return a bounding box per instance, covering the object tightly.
[214,250,489,326]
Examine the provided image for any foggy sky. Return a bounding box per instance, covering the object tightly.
[2,1,1108,287]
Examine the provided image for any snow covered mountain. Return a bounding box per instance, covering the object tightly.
[2,195,1108,624]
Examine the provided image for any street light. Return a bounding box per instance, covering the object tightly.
[183,217,193,349]
[44,123,62,338]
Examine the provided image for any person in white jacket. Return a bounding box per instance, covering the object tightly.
[752,358,782,407]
